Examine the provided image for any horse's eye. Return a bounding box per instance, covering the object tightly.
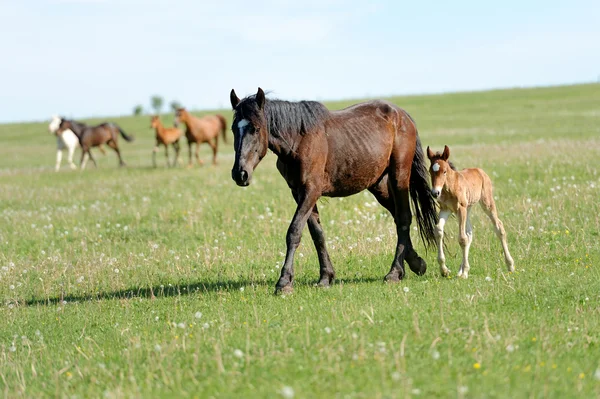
[444,171,447,174]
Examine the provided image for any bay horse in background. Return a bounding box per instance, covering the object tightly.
[427,145,514,279]
[56,119,134,169]
[150,115,183,167]
[174,108,227,166]
[230,87,438,294]
[48,116,105,171]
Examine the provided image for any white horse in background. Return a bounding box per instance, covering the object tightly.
[49,115,79,171]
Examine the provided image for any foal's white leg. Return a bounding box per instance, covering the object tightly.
[457,206,470,279]
[436,209,452,277]
[55,149,63,172]
[67,144,77,170]
[481,203,515,272]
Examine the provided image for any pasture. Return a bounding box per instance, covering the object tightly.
[1,84,599,398]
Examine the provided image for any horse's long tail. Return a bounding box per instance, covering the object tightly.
[216,114,228,143]
[410,133,438,249]
[116,125,135,142]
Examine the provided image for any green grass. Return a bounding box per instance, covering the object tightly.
[1,83,600,398]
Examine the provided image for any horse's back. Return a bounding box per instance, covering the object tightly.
[321,100,410,196]
[460,168,491,204]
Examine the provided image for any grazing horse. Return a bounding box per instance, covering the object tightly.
[150,115,183,167]
[56,119,134,169]
[174,108,228,166]
[427,145,514,279]
[230,87,438,294]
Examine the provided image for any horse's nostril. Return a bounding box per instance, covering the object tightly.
[240,170,248,182]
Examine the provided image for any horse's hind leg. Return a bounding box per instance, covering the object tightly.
[370,176,426,279]
[107,140,125,167]
[292,190,335,287]
[480,199,515,272]
[164,144,170,167]
[210,138,218,165]
[173,141,181,166]
[457,207,472,278]
[195,143,204,166]
[152,144,159,168]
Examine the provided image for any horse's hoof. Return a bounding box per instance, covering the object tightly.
[409,257,427,276]
[316,279,332,288]
[384,270,404,283]
[458,273,469,279]
[440,268,450,278]
[275,285,293,295]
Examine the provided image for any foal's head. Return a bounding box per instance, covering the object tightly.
[229,87,269,187]
[426,145,452,198]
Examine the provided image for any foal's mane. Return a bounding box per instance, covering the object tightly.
[236,95,329,138]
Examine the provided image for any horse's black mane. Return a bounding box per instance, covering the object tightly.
[236,95,329,137]
[449,161,457,171]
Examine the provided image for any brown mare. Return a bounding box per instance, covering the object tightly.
[150,115,183,167]
[57,119,134,169]
[230,88,438,294]
[174,108,228,166]
[427,146,514,279]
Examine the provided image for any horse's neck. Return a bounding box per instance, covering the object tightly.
[444,168,461,192]
[268,131,296,158]
[155,123,166,136]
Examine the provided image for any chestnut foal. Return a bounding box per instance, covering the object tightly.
[427,146,514,278]
[150,115,183,167]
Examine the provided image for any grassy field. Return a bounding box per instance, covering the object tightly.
[0,83,599,398]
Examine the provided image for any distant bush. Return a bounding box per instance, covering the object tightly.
[151,96,164,114]
[133,105,144,116]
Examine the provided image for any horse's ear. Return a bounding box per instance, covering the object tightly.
[426,146,434,160]
[256,87,265,110]
[230,89,240,109]
[442,145,450,161]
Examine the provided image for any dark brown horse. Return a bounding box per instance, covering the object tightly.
[230,88,438,294]
[174,108,228,166]
[57,119,134,169]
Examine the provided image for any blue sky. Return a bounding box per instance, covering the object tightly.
[0,0,598,123]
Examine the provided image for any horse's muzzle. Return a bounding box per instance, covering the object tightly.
[431,188,441,198]
[232,169,250,187]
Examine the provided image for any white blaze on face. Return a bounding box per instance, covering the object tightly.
[432,163,440,172]
[236,119,249,152]
[237,119,249,137]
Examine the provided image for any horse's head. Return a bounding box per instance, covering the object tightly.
[49,115,62,134]
[229,87,268,187]
[56,119,73,136]
[150,115,160,129]
[174,108,186,126]
[426,145,451,198]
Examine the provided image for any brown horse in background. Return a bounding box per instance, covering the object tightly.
[150,115,183,167]
[230,87,438,294]
[174,108,227,166]
[57,119,134,169]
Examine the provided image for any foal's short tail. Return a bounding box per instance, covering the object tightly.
[116,125,135,142]
[216,114,228,143]
[410,134,438,249]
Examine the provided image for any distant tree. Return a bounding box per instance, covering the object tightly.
[170,100,182,112]
[151,96,164,114]
[133,105,144,116]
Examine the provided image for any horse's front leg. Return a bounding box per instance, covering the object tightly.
[276,187,320,294]
[436,209,452,277]
[292,190,335,287]
[55,149,63,172]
